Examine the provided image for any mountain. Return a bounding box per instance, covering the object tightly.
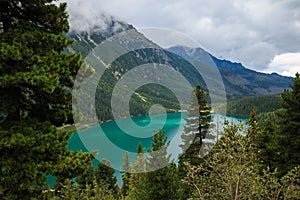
[67,17,134,57]
[67,18,292,121]
[168,46,292,100]
[67,20,207,121]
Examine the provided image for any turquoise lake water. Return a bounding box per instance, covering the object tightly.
[68,112,246,171]
[46,112,246,186]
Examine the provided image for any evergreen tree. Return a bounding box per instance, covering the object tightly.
[276,72,300,175]
[179,84,213,165]
[76,161,96,188]
[146,129,171,171]
[184,119,300,199]
[0,0,90,198]
[257,73,300,176]
[121,152,131,198]
[131,143,146,173]
[127,131,181,200]
[178,84,213,199]
[145,129,180,200]
[184,122,261,199]
[0,121,90,199]
[74,159,118,200]
[49,177,116,200]
[256,111,282,171]
[94,159,119,198]
[0,0,82,125]
[127,144,148,200]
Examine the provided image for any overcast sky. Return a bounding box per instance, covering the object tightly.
[64,0,300,77]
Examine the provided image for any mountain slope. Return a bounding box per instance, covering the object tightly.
[213,94,281,116]
[67,21,208,121]
[168,46,292,100]
[67,18,292,120]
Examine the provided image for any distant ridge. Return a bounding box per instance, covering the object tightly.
[168,46,292,99]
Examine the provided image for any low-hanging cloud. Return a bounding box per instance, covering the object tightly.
[264,53,300,77]
[63,0,300,76]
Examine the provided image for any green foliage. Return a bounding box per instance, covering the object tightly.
[0,121,90,199]
[0,1,82,125]
[281,166,300,199]
[256,73,300,176]
[145,130,180,199]
[94,160,119,198]
[183,122,261,199]
[180,84,214,165]
[125,130,181,200]
[75,159,119,199]
[126,172,148,200]
[256,111,282,171]
[126,144,147,200]
[178,84,214,199]
[276,73,300,173]
[214,94,281,116]
[121,152,131,197]
[184,118,300,199]
[47,177,116,200]
[0,1,92,199]
[0,1,297,198]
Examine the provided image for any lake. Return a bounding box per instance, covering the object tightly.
[46,112,246,187]
[68,112,246,171]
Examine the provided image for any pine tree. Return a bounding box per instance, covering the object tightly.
[145,129,180,199]
[127,144,148,200]
[0,0,82,125]
[274,73,300,175]
[256,73,300,176]
[183,122,262,199]
[179,84,213,165]
[0,1,90,198]
[127,131,181,200]
[256,111,281,171]
[121,152,131,198]
[49,176,116,200]
[74,160,119,200]
[177,84,214,199]
[76,161,96,189]
[184,118,300,199]
[94,159,119,198]
[146,129,171,171]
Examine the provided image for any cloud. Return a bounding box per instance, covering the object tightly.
[63,0,300,76]
[225,42,279,71]
[263,53,300,77]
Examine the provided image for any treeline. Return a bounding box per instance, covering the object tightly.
[214,94,281,116]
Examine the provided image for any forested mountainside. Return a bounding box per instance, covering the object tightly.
[168,46,292,99]
[213,94,281,116]
[67,18,292,121]
[67,23,206,121]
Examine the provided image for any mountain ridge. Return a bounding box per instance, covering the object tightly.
[167,45,292,99]
[67,18,292,120]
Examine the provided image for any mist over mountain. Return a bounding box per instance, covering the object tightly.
[67,17,292,121]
